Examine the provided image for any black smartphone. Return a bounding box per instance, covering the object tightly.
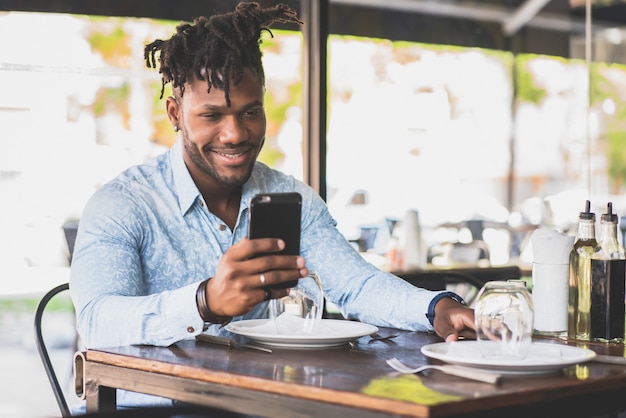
[249,192,302,289]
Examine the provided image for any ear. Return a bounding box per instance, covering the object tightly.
[165,96,180,128]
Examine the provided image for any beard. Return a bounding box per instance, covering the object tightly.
[181,125,261,188]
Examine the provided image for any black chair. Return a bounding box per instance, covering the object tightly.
[397,270,486,306]
[396,270,486,291]
[34,282,74,418]
[63,219,79,264]
[395,265,522,305]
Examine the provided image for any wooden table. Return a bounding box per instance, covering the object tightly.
[75,328,626,417]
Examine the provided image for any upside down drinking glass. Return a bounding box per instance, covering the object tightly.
[474,280,534,359]
[269,272,324,334]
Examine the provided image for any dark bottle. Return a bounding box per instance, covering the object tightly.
[590,202,626,343]
[568,200,597,340]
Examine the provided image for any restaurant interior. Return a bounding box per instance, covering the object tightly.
[2,0,626,417]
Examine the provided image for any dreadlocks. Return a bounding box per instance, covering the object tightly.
[144,2,302,106]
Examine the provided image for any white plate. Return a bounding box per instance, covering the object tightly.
[226,319,378,348]
[421,341,596,375]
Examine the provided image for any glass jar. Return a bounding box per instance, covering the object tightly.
[269,272,324,334]
[474,280,534,359]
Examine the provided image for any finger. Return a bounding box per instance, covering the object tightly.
[255,271,302,289]
[218,238,284,265]
[443,318,475,341]
[435,307,475,341]
[445,329,476,342]
[244,237,286,258]
[459,329,477,340]
[254,270,307,289]
[445,331,459,342]
[260,286,290,302]
[255,254,307,272]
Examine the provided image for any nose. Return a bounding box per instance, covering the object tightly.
[218,115,248,144]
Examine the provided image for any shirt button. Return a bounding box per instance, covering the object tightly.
[186,326,195,333]
[219,224,226,231]
[199,201,205,207]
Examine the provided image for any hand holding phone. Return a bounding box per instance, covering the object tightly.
[248,192,302,289]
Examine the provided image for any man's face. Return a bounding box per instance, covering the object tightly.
[171,68,266,190]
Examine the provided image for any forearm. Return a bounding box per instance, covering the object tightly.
[304,224,440,331]
[74,282,203,348]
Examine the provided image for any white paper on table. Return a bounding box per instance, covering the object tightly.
[248,314,330,335]
[532,263,569,332]
[530,228,574,333]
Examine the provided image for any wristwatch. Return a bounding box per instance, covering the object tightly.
[426,291,467,325]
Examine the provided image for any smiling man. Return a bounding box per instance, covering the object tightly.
[70,1,475,410]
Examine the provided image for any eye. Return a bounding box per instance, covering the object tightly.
[242,108,264,119]
[201,112,222,121]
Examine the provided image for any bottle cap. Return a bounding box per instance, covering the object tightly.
[579,200,595,221]
[601,202,618,223]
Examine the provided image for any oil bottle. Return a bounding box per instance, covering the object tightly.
[568,200,596,340]
[590,202,626,343]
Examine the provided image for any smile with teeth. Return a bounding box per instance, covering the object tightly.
[215,151,246,159]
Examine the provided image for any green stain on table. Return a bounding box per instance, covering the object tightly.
[361,374,463,405]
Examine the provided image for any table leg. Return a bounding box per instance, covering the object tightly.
[81,361,117,414]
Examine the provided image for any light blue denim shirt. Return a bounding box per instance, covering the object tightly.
[69,140,444,408]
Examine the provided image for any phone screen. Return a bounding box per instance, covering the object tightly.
[248,192,302,256]
[249,192,302,289]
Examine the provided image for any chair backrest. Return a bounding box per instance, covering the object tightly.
[62,219,79,264]
[396,270,486,292]
[34,282,73,418]
[396,265,522,306]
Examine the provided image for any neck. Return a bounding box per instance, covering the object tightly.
[202,186,242,231]
[181,149,244,230]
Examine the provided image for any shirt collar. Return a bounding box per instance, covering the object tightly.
[241,167,264,212]
[170,140,201,216]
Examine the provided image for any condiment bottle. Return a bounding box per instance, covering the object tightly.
[568,200,597,340]
[590,202,626,343]
[402,209,426,270]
